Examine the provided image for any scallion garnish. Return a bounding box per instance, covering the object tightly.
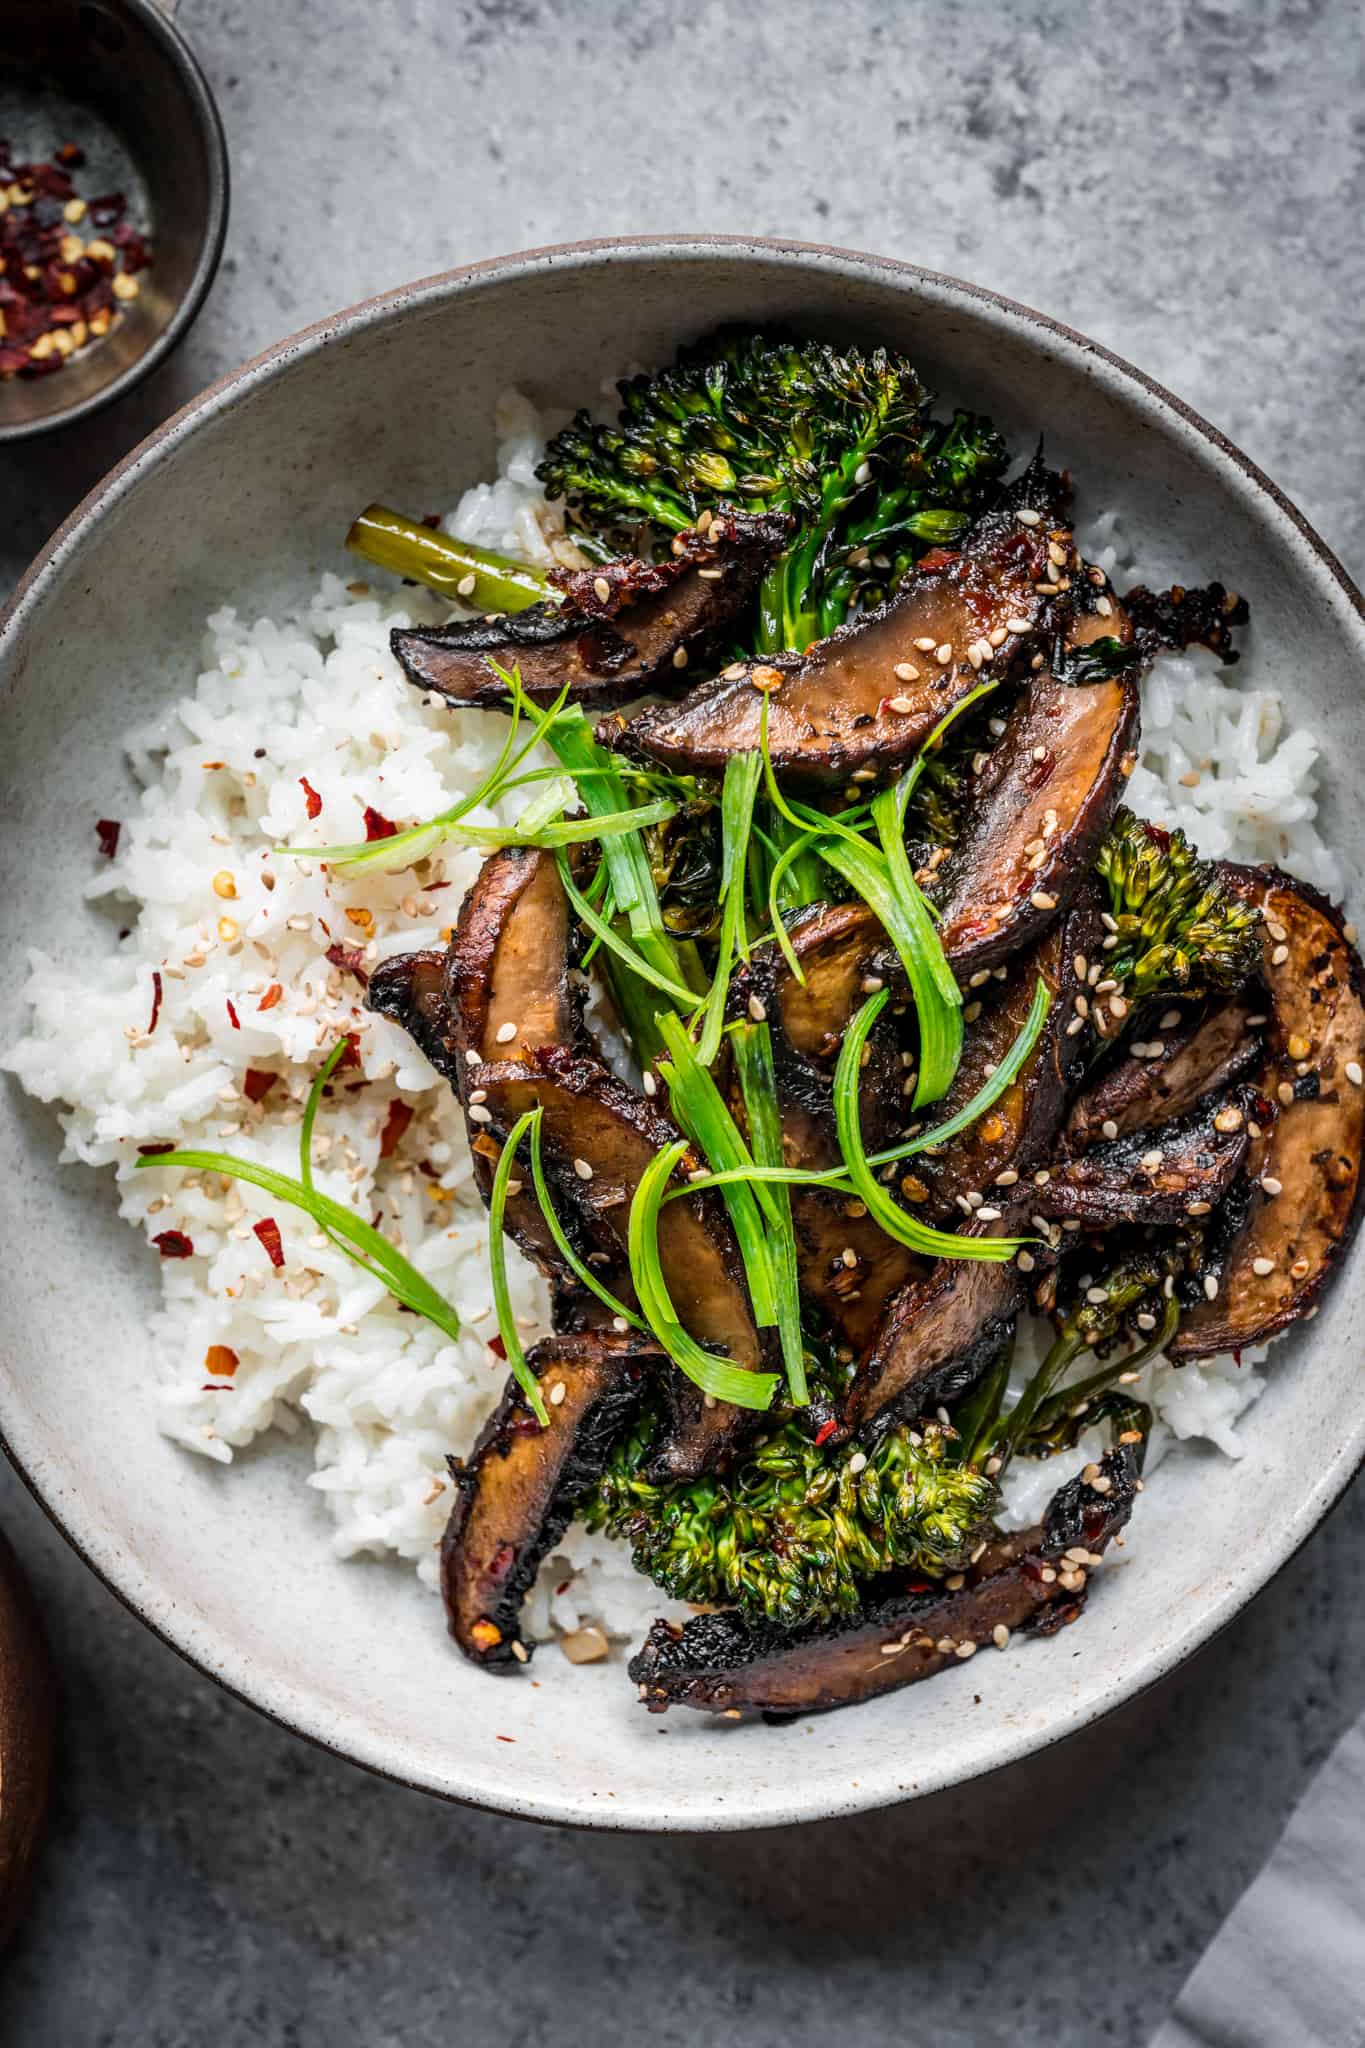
[487,1109,551,1424]
[869,778,962,1105]
[831,991,1025,1261]
[525,1110,645,1333]
[872,974,1051,1165]
[730,1018,807,1404]
[626,1141,779,1411]
[696,749,762,1065]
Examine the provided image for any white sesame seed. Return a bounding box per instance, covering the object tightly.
[1101,1119,1119,1141]
[1086,1285,1109,1305]
[892,660,920,684]
[456,573,477,598]
[988,626,1009,647]
[573,1158,594,1181]
[1065,1016,1085,1036]
[934,643,953,665]
[748,994,767,1023]
[992,1624,1010,1649]
[1187,1200,1212,1216]
[1096,595,1113,617]
[494,1021,518,1044]
[1135,1312,1157,1332]
[1032,744,1048,762]
[1347,1062,1364,1086]
[1271,944,1290,967]
[848,1450,868,1475]
[1017,509,1041,527]
[1005,615,1032,635]
[672,645,689,669]
[955,1640,977,1660]
[1030,891,1057,912]
[548,1380,568,1407]
[642,1071,657,1097]
[1203,1274,1219,1301]
[1109,994,1129,1020]
[1141,1150,1163,1170]
[468,1088,488,1105]
[914,637,937,653]
[976,1206,1002,1222]
[1277,1081,1295,1107]
[465,1049,482,1067]
[1252,1257,1276,1277]
[467,1104,492,1123]
[1016,1250,1035,1272]
[1260,1175,1283,1195]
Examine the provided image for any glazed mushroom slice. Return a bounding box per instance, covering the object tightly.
[730,904,919,1353]
[1171,867,1365,1358]
[910,900,1099,1225]
[603,457,1074,788]
[1122,580,1249,666]
[470,1048,766,1476]
[1064,994,1262,1150]
[442,1331,659,1668]
[842,1250,1020,1439]
[446,845,580,1080]
[1036,1090,1252,1228]
[935,657,1140,974]
[629,1444,1138,1717]
[390,512,785,711]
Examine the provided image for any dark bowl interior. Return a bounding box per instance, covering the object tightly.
[0,0,226,440]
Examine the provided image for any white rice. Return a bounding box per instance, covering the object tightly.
[4,395,1345,1635]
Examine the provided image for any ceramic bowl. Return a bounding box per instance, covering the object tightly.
[2,238,1362,1831]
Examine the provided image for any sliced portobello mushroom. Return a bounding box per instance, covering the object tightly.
[443,1331,658,1668]
[1037,1089,1252,1228]
[1171,868,1365,1358]
[367,947,464,1089]
[470,1048,766,1476]
[1064,994,1262,1150]
[391,512,785,711]
[730,903,919,1353]
[629,1444,1138,1717]
[935,648,1140,974]
[842,1248,1021,1439]
[446,845,580,1079]
[603,458,1074,788]
[910,900,1099,1225]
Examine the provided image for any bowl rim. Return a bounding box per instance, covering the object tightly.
[0,0,230,445]
[3,232,1364,1832]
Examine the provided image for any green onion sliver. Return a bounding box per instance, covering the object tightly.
[133,1148,463,1339]
[870,780,962,1106]
[696,750,762,1065]
[656,1012,777,1329]
[526,1112,645,1333]
[870,976,1052,1167]
[627,1142,779,1412]
[554,852,700,1008]
[832,993,1023,1262]
[487,1110,551,1424]
[730,1019,807,1404]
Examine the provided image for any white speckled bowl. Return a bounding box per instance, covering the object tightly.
[2,239,1362,1831]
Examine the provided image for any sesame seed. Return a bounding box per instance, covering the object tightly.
[1039,1566,1057,1584]
[642,1071,657,1097]
[1108,994,1129,1020]
[1096,595,1113,617]
[914,637,937,653]
[989,626,1009,647]
[988,716,1008,737]
[1017,509,1041,527]
[893,661,919,683]
[1090,1475,1112,1495]
[495,1020,518,1044]
[1032,744,1048,762]
[468,1088,488,1105]
[1065,1016,1085,1036]
[1005,615,1032,635]
[935,1637,955,1655]
[1033,1169,1051,1186]
[840,1246,858,1269]
[1271,944,1290,967]
[976,1206,1002,1222]
[1187,1200,1212,1216]
[672,645,689,669]
[1252,1256,1276,1276]
[548,1380,568,1406]
[848,1450,868,1475]
[995,1168,1019,1186]
[1030,891,1057,911]
[1260,1175,1283,1195]
[465,1048,482,1067]
[510,1639,530,1663]
[457,573,477,598]
[722,663,746,680]
[1100,1120,1119,1141]
[1277,1081,1295,1107]
[1265,919,1288,942]
[696,567,724,581]
[1016,1250,1035,1272]
[1213,1106,1244,1132]
[467,1104,492,1123]
[934,643,953,665]
[1291,1255,1311,1279]
[851,767,878,782]
[955,1640,977,1660]
[1135,1312,1157,1332]
[1347,1062,1364,1086]
[992,1624,1010,1649]
[748,994,767,1023]
[1141,1150,1163,1170]
[573,1158,594,1181]
[888,695,914,715]
[1203,1274,1219,1301]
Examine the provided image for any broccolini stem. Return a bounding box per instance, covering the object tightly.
[346,504,554,614]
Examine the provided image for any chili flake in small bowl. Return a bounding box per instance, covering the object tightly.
[0,137,153,383]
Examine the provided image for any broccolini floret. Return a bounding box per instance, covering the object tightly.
[1095,809,1261,1005]
[587,1408,999,1631]
[537,329,1007,653]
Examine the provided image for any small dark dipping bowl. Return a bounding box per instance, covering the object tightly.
[0,0,227,441]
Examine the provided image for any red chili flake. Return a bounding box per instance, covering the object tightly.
[242,1069,277,1103]
[137,1141,175,1156]
[299,776,322,819]
[487,1334,508,1360]
[338,1032,362,1070]
[420,513,442,529]
[152,1229,194,1258]
[813,1418,838,1447]
[363,804,399,842]
[204,1344,239,1378]
[225,998,241,1030]
[200,1384,235,1392]
[148,970,163,1035]
[379,1098,414,1158]
[324,941,369,987]
[95,818,121,858]
[55,142,86,168]
[495,1735,517,1744]
[253,1217,285,1268]
[257,983,283,1012]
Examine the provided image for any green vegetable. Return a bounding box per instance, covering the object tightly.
[832,992,1025,1262]
[730,1020,807,1405]
[524,1111,645,1333]
[346,503,553,613]
[996,1252,1176,1461]
[587,1409,999,1629]
[870,778,962,1104]
[626,1140,779,1412]
[1096,808,1261,1003]
[537,330,1007,651]
[873,975,1051,1166]
[487,1110,551,1424]
[696,751,762,1065]
[133,1148,461,1345]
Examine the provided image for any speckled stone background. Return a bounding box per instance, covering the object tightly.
[2,2,1363,2041]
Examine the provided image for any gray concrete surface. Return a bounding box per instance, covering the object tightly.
[2,1,1363,2040]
